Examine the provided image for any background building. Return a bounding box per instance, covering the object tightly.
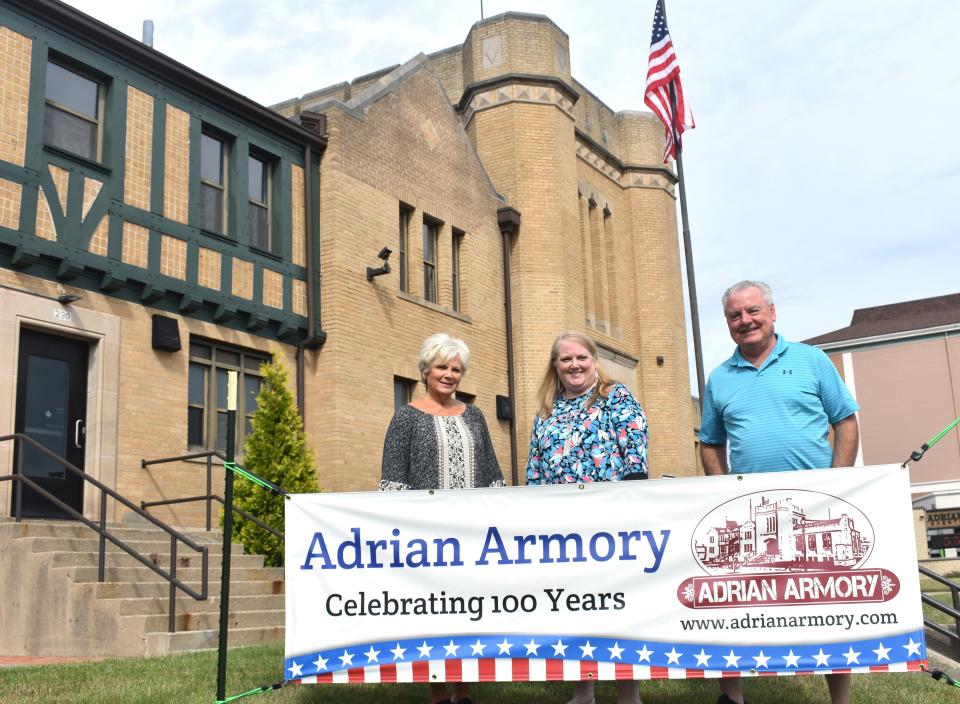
[1,0,697,528]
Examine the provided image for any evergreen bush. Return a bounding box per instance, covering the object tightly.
[227,355,319,566]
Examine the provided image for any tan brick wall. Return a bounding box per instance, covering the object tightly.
[87,214,108,256]
[163,104,190,224]
[0,177,21,230]
[232,258,253,300]
[0,27,31,168]
[81,176,103,220]
[262,268,283,309]
[121,221,149,268]
[292,279,306,316]
[48,164,69,214]
[160,234,186,280]
[312,62,509,492]
[35,187,56,241]
[124,86,153,211]
[291,164,305,266]
[462,14,570,88]
[197,246,221,290]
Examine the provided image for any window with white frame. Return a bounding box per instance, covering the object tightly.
[248,153,270,250]
[44,59,103,161]
[200,132,227,234]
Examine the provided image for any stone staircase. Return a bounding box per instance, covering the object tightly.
[0,520,284,657]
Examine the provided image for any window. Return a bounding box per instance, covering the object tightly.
[455,391,474,405]
[393,376,416,410]
[398,206,411,292]
[422,218,439,303]
[44,60,102,161]
[188,340,267,451]
[248,154,270,249]
[451,230,463,312]
[200,132,226,233]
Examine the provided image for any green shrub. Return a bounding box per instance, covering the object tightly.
[227,355,319,566]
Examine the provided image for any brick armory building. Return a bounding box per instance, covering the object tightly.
[0,0,695,527]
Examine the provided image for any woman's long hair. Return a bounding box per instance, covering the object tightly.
[535,331,614,419]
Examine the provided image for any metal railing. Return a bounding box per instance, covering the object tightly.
[0,433,208,633]
[140,450,282,539]
[920,564,960,658]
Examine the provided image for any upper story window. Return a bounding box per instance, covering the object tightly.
[398,206,411,293]
[44,60,103,161]
[188,340,267,452]
[393,376,416,410]
[200,132,227,233]
[451,229,464,312]
[248,154,270,250]
[422,218,439,303]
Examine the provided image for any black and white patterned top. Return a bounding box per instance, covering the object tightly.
[380,404,504,491]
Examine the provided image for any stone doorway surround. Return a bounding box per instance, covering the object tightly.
[0,286,120,521]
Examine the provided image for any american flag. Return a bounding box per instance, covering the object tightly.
[644,0,694,162]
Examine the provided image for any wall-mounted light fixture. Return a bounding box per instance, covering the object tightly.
[57,294,82,305]
[366,247,392,281]
[656,355,665,367]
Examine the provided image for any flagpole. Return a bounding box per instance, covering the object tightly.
[659,0,706,407]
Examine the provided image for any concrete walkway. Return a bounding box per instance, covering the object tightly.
[0,655,104,668]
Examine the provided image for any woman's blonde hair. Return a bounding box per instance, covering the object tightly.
[418,333,470,383]
[535,331,614,419]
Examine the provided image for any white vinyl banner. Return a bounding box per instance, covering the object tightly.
[284,465,926,683]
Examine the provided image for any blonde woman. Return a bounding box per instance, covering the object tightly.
[525,331,648,704]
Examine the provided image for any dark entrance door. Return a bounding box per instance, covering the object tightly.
[13,328,89,518]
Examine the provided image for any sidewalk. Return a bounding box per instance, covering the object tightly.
[0,655,104,668]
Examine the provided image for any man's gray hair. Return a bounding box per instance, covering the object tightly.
[418,332,470,379]
[722,280,774,308]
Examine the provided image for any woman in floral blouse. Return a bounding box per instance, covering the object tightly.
[525,331,648,704]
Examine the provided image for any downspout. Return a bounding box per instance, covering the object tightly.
[497,206,522,485]
[295,112,329,418]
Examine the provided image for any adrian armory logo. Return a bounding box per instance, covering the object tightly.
[676,490,899,609]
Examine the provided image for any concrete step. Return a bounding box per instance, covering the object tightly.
[117,593,284,616]
[95,578,284,599]
[132,607,284,633]
[50,550,264,571]
[21,536,237,556]
[0,521,222,543]
[61,564,281,584]
[145,625,284,656]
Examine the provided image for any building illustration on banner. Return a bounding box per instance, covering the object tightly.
[692,490,871,574]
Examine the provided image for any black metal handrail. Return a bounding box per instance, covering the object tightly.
[140,450,283,539]
[0,433,208,633]
[920,565,960,658]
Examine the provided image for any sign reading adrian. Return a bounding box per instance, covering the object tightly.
[285,465,925,684]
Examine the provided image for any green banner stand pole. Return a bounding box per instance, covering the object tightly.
[216,371,238,702]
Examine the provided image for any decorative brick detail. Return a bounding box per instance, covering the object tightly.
[82,176,103,220]
[121,221,149,268]
[291,164,305,266]
[123,86,153,210]
[0,177,21,230]
[232,258,253,300]
[87,214,109,256]
[262,268,283,309]
[291,278,307,316]
[197,246,221,290]
[0,27,31,168]
[160,234,187,280]
[164,104,190,224]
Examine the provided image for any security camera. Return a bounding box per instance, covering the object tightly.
[377,247,392,261]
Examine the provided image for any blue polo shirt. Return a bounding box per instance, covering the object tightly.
[700,335,859,473]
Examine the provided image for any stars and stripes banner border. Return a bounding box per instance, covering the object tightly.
[285,629,925,683]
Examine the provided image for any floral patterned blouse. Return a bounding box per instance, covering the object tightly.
[525,383,648,484]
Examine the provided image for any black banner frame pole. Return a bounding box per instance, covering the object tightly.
[215,371,238,702]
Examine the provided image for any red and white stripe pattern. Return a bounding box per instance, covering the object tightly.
[293,658,924,684]
[644,0,694,162]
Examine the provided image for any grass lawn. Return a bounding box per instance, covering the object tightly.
[0,644,956,704]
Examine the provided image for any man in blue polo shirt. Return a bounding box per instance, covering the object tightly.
[700,280,859,704]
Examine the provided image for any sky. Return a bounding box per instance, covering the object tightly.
[61,0,960,392]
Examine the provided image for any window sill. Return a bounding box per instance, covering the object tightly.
[200,228,236,246]
[397,291,472,323]
[43,144,112,176]
[249,245,282,262]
